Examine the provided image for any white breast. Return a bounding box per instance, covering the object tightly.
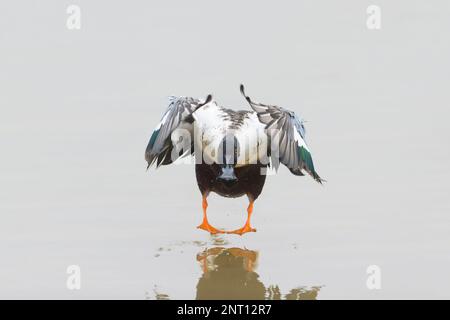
[233,113,267,167]
[192,103,267,166]
[192,103,229,164]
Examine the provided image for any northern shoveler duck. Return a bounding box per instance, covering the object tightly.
[145,85,322,235]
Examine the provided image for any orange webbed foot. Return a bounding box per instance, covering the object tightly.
[226,224,257,236]
[197,221,225,235]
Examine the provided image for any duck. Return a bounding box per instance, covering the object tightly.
[145,84,322,235]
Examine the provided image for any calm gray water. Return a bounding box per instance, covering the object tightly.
[0,1,449,299]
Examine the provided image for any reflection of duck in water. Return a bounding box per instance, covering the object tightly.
[196,247,321,300]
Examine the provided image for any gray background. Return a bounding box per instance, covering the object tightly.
[0,0,449,299]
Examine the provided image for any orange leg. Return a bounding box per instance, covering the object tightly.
[227,200,257,236]
[197,195,224,234]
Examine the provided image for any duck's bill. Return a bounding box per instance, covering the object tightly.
[217,165,238,182]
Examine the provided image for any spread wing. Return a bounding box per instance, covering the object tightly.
[240,84,322,183]
[145,95,212,169]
